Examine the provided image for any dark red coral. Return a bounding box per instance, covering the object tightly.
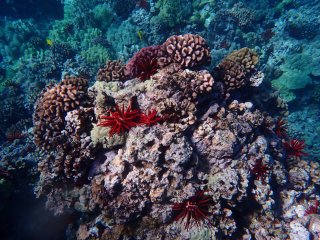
[283,139,308,158]
[251,159,271,183]
[125,45,162,81]
[98,103,142,136]
[172,191,213,230]
[140,109,162,126]
[274,117,288,138]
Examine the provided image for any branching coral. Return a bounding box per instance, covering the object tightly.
[97,60,128,82]
[159,34,211,68]
[215,47,259,92]
[33,75,91,150]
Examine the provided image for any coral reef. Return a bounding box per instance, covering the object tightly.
[30,34,319,239]
[0,0,320,238]
[151,0,193,29]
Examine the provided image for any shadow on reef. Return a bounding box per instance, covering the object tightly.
[0,184,73,240]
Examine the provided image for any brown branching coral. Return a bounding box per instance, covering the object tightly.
[159,34,211,68]
[150,67,214,130]
[97,60,128,82]
[33,75,91,150]
[37,107,95,185]
[216,47,259,92]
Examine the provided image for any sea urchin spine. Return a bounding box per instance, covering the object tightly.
[98,103,142,136]
[172,191,213,230]
[283,139,308,158]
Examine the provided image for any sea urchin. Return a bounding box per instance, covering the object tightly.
[251,159,271,183]
[274,117,288,138]
[172,191,213,230]
[283,139,308,158]
[98,103,142,136]
[140,109,162,126]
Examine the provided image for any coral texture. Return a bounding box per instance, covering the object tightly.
[159,34,211,68]
[96,60,128,82]
[216,47,259,92]
[33,75,91,150]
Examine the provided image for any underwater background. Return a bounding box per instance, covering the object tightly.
[0,0,319,239]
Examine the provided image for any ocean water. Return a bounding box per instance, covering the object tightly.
[0,0,319,239]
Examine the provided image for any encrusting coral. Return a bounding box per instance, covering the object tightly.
[32,34,320,240]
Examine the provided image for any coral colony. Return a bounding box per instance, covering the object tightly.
[26,33,320,239]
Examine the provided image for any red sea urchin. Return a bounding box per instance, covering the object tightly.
[135,57,159,81]
[274,117,288,138]
[305,200,319,215]
[172,191,213,230]
[125,45,162,81]
[98,103,142,136]
[140,109,162,126]
[283,139,308,158]
[251,159,271,183]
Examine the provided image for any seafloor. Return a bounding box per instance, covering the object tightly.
[0,0,319,239]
